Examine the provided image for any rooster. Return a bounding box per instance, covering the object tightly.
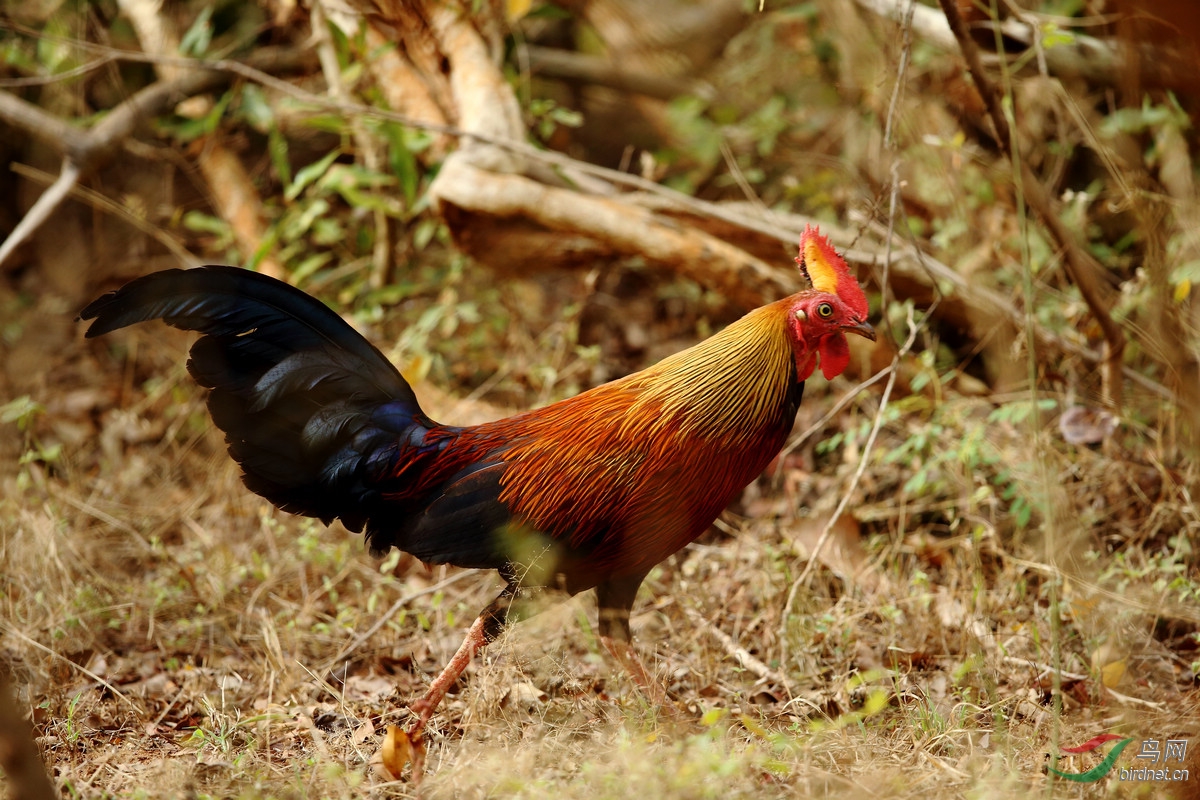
[79,225,873,775]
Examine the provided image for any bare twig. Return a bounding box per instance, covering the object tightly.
[0,159,81,268]
[0,46,313,269]
[855,0,1193,91]
[0,89,89,151]
[1000,657,1165,710]
[778,13,925,679]
[9,162,199,267]
[935,0,1125,410]
[524,45,712,100]
[1,624,138,711]
[312,0,390,288]
[323,569,484,669]
[779,306,922,642]
[431,158,791,309]
[778,368,892,465]
[120,0,286,280]
[683,607,787,685]
[0,30,1168,406]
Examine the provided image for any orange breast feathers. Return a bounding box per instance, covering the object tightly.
[470,298,801,573]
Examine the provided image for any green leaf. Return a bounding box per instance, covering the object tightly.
[247,226,280,271]
[302,114,352,135]
[179,7,214,57]
[166,90,234,143]
[550,106,583,128]
[311,217,344,246]
[380,123,420,207]
[280,197,331,241]
[1,395,43,430]
[413,218,440,251]
[268,127,292,188]
[239,84,274,133]
[286,150,342,201]
[1039,23,1075,50]
[182,211,233,245]
[318,164,403,215]
[1170,259,1200,285]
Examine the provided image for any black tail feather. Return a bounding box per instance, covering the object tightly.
[80,267,428,533]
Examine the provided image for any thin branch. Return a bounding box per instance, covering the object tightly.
[935,0,1125,410]
[855,0,1193,92]
[8,162,200,268]
[778,368,892,465]
[778,12,924,680]
[1,624,139,712]
[0,159,81,268]
[999,657,1165,710]
[38,47,308,169]
[683,607,787,685]
[0,53,117,88]
[431,157,791,309]
[524,44,713,100]
[0,89,90,151]
[0,46,313,270]
[322,569,485,670]
[778,305,923,680]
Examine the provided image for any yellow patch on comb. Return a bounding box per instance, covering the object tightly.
[794,225,869,318]
[800,227,842,294]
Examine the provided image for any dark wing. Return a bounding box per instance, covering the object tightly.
[80,266,430,535]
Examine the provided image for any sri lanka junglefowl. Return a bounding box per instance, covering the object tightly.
[79,225,874,777]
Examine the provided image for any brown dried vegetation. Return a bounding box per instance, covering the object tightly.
[1,1,1199,798]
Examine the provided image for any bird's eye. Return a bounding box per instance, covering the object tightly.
[817,302,834,318]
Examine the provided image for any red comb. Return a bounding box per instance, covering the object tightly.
[794,225,869,320]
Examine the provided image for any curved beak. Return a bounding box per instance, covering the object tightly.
[842,319,876,342]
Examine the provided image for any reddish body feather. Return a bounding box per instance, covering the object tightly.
[385,298,803,591]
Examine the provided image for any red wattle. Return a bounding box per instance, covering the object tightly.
[818,334,850,380]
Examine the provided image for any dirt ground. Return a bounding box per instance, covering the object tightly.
[1,270,1198,798]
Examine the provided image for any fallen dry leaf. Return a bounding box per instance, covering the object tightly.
[351,717,375,746]
[344,673,397,702]
[788,512,880,589]
[501,681,547,712]
[379,724,412,780]
[1099,658,1127,689]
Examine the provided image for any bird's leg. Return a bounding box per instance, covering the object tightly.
[595,573,666,706]
[403,580,544,783]
[406,614,489,739]
[599,634,665,706]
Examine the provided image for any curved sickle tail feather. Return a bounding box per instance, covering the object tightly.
[79,266,429,540]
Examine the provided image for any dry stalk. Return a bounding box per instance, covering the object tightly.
[0,624,139,712]
[683,607,786,685]
[777,305,921,675]
[934,0,1126,411]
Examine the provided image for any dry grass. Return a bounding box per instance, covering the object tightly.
[3,1,1200,797]
[1,306,1197,799]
